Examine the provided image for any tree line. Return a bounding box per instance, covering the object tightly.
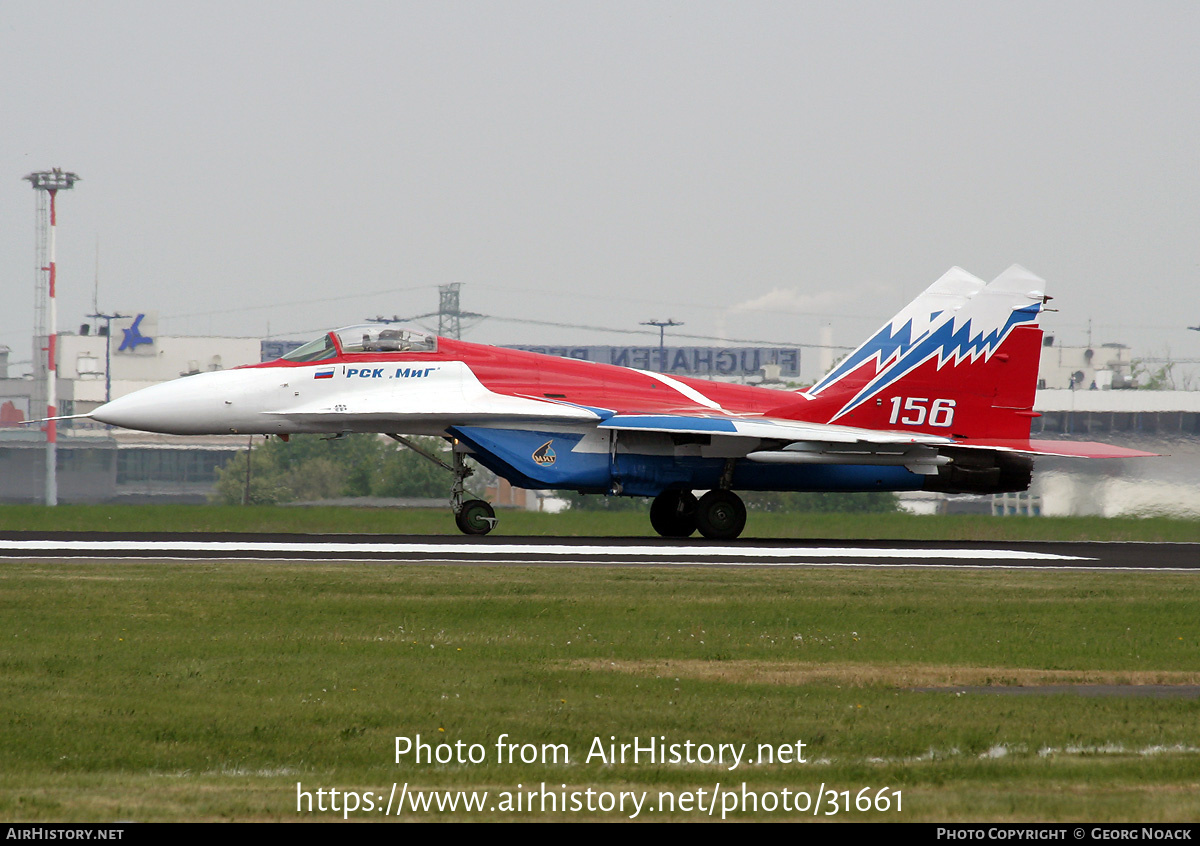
[215,434,897,513]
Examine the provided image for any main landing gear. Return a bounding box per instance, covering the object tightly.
[650,489,746,540]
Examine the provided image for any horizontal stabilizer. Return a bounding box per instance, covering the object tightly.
[951,438,1161,459]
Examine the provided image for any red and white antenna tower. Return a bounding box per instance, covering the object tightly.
[24,168,81,507]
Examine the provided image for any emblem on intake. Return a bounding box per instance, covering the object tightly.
[532,440,557,466]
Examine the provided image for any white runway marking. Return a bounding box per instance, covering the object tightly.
[0,539,1091,561]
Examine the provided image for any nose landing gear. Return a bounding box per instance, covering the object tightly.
[387,433,498,536]
[449,447,496,536]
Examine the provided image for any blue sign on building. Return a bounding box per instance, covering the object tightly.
[261,337,800,379]
[507,346,801,378]
[261,339,306,361]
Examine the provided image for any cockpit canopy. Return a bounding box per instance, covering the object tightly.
[335,325,438,354]
[280,325,438,363]
[280,333,337,363]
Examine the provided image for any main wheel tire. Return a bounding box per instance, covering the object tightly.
[649,490,698,538]
[695,490,746,540]
[455,499,497,535]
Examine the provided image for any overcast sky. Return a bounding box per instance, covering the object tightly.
[2,1,1198,381]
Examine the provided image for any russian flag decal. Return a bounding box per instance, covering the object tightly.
[314,369,334,380]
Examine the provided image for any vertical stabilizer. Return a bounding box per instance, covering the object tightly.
[807,266,987,397]
[791,266,1049,440]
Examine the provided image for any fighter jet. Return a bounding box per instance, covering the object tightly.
[87,266,1154,537]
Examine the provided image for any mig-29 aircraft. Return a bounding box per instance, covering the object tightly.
[86,266,1153,538]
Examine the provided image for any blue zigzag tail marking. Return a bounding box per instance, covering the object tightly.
[831,305,1042,420]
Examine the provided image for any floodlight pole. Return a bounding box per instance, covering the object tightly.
[640,319,683,373]
[25,169,80,506]
[87,311,128,404]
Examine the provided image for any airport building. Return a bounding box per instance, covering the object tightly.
[1,321,1197,515]
[0,314,264,504]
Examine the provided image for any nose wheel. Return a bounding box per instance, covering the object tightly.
[455,499,497,535]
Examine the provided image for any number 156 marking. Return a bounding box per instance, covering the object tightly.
[888,397,955,427]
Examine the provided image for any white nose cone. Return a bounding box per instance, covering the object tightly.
[91,369,260,435]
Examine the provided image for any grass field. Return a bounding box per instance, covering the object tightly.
[2,553,1199,821]
[3,503,1200,541]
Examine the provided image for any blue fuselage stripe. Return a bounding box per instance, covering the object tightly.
[601,415,738,433]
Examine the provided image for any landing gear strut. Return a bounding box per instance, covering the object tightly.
[449,447,496,536]
[650,489,747,540]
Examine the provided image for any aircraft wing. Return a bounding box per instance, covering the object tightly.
[595,412,1159,471]
[597,411,956,474]
[598,412,950,446]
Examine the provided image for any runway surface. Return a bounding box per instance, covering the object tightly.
[0,532,1196,571]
